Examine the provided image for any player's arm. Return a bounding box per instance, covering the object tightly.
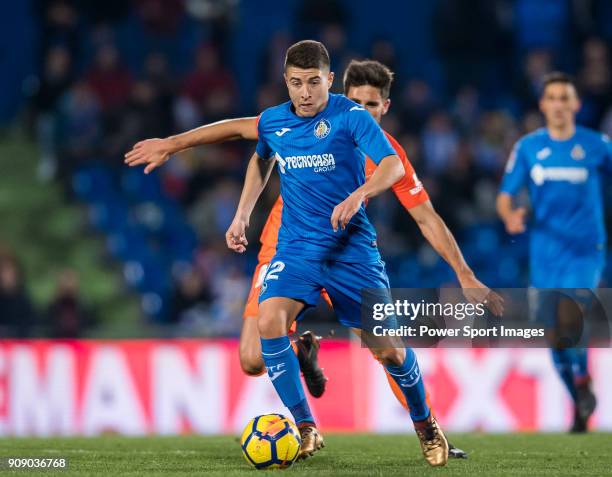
[331,154,404,232]
[332,106,405,232]
[408,201,503,315]
[496,193,526,234]
[226,151,275,253]
[124,117,259,174]
[496,141,529,234]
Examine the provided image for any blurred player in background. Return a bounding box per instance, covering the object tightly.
[497,72,612,432]
[125,56,503,461]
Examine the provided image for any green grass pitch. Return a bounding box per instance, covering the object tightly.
[0,433,611,476]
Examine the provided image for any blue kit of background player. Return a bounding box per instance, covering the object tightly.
[498,72,612,432]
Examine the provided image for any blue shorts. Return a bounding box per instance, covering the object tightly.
[529,252,604,327]
[258,253,391,329]
[530,251,604,289]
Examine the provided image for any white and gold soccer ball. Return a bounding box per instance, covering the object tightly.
[240,414,301,469]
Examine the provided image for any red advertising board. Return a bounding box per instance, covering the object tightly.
[0,340,610,435]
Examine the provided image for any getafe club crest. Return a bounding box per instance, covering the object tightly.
[571,144,586,160]
[314,119,331,139]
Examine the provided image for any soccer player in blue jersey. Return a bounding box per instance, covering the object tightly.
[497,72,612,432]
[224,40,452,465]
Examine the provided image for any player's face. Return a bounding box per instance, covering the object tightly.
[284,67,334,117]
[539,83,581,129]
[346,85,390,124]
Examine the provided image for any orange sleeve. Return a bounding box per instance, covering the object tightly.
[384,132,429,211]
[258,196,283,260]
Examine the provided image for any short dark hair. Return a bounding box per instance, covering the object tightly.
[284,40,330,71]
[541,71,579,97]
[343,59,394,99]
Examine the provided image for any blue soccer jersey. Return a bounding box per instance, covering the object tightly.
[500,126,612,287]
[255,93,397,262]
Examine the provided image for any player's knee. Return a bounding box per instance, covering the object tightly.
[373,347,405,367]
[257,312,282,338]
[257,307,289,338]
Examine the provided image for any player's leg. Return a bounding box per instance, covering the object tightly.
[239,261,270,376]
[351,327,467,459]
[548,295,581,401]
[240,261,327,396]
[555,291,597,432]
[258,297,310,419]
[324,259,448,467]
[239,316,265,376]
[292,291,334,398]
[563,260,603,432]
[531,288,580,399]
[257,257,324,459]
[295,330,328,397]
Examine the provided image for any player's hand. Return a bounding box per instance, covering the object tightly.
[458,274,504,317]
[124,138,172,174]
[226,216,249,253]
[331,191,365,232]
[504,207,527,234]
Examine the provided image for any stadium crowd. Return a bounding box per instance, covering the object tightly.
[5,0,612,334]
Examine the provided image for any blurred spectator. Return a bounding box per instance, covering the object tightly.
[188,179,240,242]
[107,80,171,159]
[400,80,437,134]
[0,255,37,337]
[169,267,212,324]
[473,111,517,174]
[433,0,510,94]
[143,52,176,124]
[184,0,239,45]
[260,32,293,85]
[577,38,611,126]
[134,0,184,35]
[434,140,481,231]
[421,111,459,175]
[521,110,545,134]
[181,44,237,121]
[209,263,248,334]
[86,45,133,112]
[80,0,130,26]
[514,0,571,52]
[451,86,481,134]
[256,82,286,112]
[319,24,352,81]
[38,0,80,61]
[180,143,243,206]
[56,81,102,178]
[46,269,94,338]
[295,0,349,37]
[32,46,74,180]
[514,49,554,110]
[370,39,399,76]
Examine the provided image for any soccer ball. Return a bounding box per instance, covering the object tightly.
[240,414,301,469]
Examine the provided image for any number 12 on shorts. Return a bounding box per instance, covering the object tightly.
[264,261,285,281]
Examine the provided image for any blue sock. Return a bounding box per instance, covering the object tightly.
[385,348,430,422]
[551,349,577,401]
[261,335,314,425]
[572,348,589,380]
